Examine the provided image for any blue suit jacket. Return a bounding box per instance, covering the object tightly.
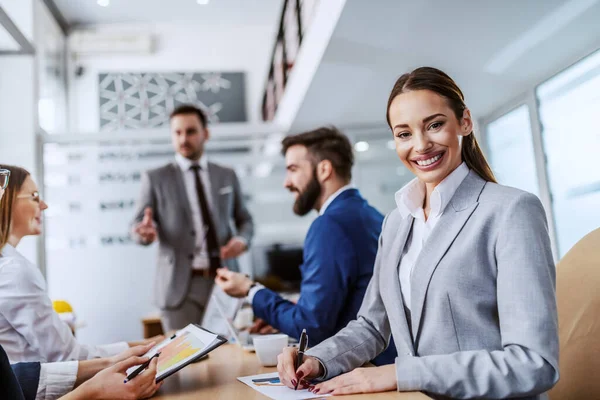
[252,188,397,365]
[1,344,40,400]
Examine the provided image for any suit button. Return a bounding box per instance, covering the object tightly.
[188,254,194,260]
[191,230,196,236]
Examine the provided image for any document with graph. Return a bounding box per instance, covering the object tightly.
[128,323,227,382]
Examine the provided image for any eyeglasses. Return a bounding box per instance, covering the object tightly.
[0,169,9,190]
[16,191,42,203]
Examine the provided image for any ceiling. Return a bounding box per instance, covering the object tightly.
[52,0,282,27]
[291,0,600,130]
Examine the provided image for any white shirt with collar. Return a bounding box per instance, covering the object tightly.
[318,184,354,216]
[175,153,214,270]
[246,184,355,304]
[0,244,129,364]
[395,162,469,310]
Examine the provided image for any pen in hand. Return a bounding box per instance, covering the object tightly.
[294,329,308,390]
[124,352,160,383]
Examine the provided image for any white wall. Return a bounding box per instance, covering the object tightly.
[35,0,67,134]
[67,21,277,133]
[0,0,37,260]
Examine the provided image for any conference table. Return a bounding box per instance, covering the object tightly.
[154,344,431,399]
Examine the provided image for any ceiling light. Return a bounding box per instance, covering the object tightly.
[354,141,369,152]
[197,0,210,4]
[97,0,110,6]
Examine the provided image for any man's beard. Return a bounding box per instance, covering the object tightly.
[292,168,321,216]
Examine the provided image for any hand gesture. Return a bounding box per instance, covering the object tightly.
[134,207,157,244]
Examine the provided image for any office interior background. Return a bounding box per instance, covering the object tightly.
[0,0,599,346]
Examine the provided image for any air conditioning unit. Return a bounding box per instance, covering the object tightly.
[70,30,154,55]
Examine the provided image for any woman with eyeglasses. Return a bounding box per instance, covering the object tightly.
[0,166,163,400]
[0,165,160,365]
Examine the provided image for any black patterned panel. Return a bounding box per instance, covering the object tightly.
[98,72,247,131]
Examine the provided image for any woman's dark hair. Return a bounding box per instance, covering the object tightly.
[0,165,30,249]
[386,67,496,183]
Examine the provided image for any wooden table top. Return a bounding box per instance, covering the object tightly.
[154,344,430,399]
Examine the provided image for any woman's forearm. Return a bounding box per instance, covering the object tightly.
[74,357,111,387]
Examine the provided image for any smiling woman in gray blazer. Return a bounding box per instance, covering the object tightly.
[277,67,559,399]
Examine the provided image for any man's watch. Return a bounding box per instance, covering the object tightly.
[246,282,257,297]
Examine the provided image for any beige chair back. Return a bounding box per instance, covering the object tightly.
[549,228,600,400]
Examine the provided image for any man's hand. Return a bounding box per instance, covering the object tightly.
[220,237,247,260]
[214,268,253,298]
[277,346,323,390]
[127,334,165,349]
[249,318,278,334]
[70,355,162,400]
[133,207,157,244]
[309,364,397,396]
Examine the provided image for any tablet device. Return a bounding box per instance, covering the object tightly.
[127,323,227,382]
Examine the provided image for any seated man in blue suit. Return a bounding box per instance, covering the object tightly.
[215,127,396,365]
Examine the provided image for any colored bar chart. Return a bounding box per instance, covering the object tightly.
[157,332,206,374]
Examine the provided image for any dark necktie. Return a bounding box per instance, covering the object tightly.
[190,165,222,275]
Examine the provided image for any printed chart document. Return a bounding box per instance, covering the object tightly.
[128,324,226,382]
[238,372,331,400]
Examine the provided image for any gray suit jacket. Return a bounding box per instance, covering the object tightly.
[131,161,254,309]
[306,171,559,399]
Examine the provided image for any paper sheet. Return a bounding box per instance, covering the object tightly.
[201,285,244,337]
[237,372,330,400]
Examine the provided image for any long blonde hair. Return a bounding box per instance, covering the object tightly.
[386,67,497,183]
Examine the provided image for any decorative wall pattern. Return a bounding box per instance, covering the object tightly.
[98,72,247,131]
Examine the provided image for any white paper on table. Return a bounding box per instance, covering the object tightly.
[237,372,331,400]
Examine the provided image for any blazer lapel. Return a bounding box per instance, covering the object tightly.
[387,215,416,353]
[170,163,193,221]
[410,171,487,347]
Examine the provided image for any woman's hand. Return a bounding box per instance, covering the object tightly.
[69,355,162,399]
[110,342,155,366]
[128,334,165,348]
[277,346,323,390]
[309,364,397,396]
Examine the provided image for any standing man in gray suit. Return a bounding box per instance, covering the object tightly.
[131,105,254,331]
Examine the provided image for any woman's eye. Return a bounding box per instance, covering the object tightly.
[429,121,444,130]
[395,132,410,139]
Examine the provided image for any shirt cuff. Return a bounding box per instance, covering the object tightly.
[97,341,130,357]
[246,283,265,304]
[37,361,78,400]
[235,236,248,247]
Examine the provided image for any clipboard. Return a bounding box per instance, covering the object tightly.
[128,323,228,383]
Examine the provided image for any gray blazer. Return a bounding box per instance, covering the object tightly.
[306,171,559,399]
[131,161,254,309]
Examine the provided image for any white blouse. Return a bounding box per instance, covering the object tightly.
[394,162,469,310]
[0,244,128,363]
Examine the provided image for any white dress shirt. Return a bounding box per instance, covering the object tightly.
[246,184,355,304]
[395,162,469,310]
[175,153,215,270]
[0,244,129,363]
[37,361,78,400]
[318,184,354,216]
